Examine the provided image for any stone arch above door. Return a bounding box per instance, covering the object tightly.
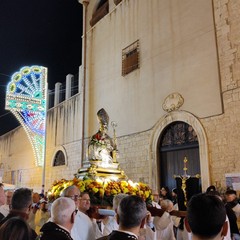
[149,110,210,192]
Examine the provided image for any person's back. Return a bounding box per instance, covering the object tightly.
[0,188,37,240]
[98,195,148,240]
[186,193,228,240]
[38,197,75,240]
[207,190,239,239]
[0,216,31,240]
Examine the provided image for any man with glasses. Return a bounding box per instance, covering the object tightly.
[78,192,91,213]
[79,192,103,239]
[61,185,96,240]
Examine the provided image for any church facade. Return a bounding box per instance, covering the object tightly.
[0,0,240,193]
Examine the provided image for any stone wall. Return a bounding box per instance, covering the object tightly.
[117,130,152,184]
[0,127,43,191]
[109,0,240,190]
[85,0,222,137]
[200,0,240,188]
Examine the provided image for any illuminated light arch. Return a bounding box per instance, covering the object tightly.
[5,65,48,166]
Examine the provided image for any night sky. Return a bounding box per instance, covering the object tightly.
[0,0,83,135]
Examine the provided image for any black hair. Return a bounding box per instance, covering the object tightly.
[187,193,226,238]
[11,188,32,210]
[172,188,178,195]
[225,189,237,195]
[0,216,31,240]
[206,185,216,193]
[160,186,172,200]
[206,190,221,197]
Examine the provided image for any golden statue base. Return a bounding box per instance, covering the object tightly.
[75,160,128,181]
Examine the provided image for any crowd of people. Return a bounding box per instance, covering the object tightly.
[0,182,239,240]
[149,185,240,240]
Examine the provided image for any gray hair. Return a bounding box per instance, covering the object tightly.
[118,195,147,228]
[61,185,80,197]
[51,197,75,226]
[160,199,173,209]
[113,193,128,210]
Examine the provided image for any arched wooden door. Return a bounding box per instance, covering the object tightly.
[159,121,202,191]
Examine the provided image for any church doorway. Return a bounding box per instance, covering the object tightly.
[159,121,202,191]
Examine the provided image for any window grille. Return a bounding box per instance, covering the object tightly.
[161,121,198,151]
[122,40,140,76]
[53,150,66,166]
[71,73,79,96]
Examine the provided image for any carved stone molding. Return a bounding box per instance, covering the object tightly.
[149,110,210,192]
[162,92,184,112]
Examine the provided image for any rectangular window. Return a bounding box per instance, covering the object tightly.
[122,40,140,76]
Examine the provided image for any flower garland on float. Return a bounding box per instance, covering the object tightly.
[47,177,153,206]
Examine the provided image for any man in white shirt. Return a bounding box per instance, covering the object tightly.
[0,190,13,217]
[62,185,95,240]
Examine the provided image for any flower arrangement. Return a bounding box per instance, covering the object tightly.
[90,132,106,147]
[47,177,153,206]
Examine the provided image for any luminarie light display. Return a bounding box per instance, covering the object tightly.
[5,65,48,166]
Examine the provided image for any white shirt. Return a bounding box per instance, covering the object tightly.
[103,216,119,236]
[103,214,155,240]
[153,212,176,240]
[151,201,161,209]
[0,204,10,217]
[71,211,95,240]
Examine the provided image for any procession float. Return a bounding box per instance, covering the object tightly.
[48,108,152,206]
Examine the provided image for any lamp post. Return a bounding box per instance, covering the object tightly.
[79,0,89,164]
